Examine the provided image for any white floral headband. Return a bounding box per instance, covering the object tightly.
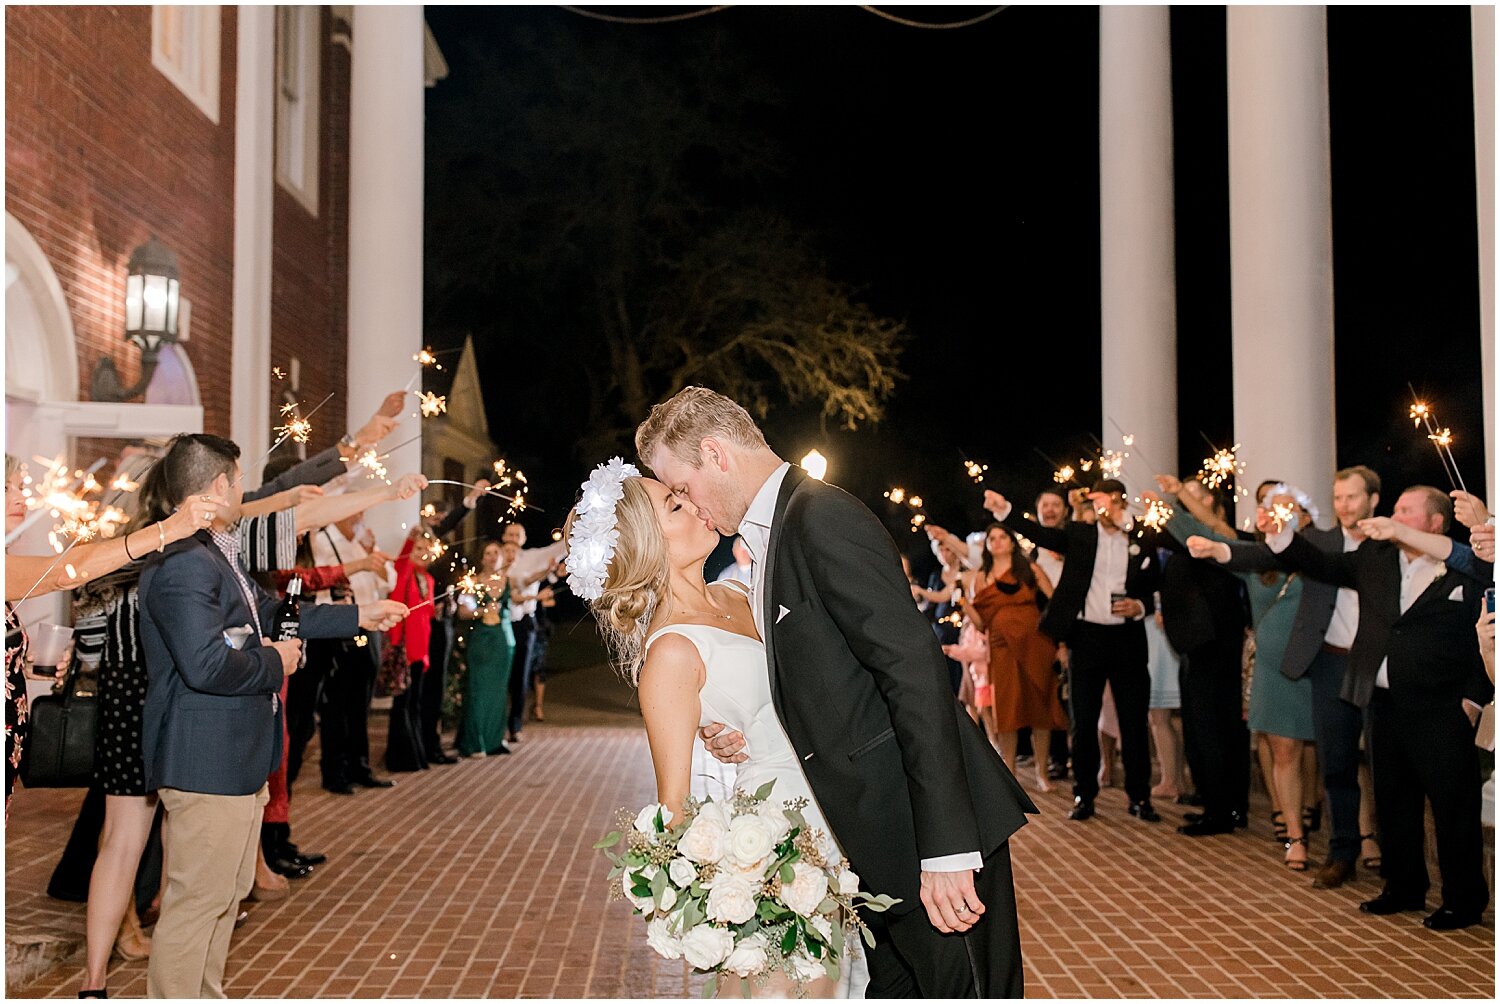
[565,457,641,601]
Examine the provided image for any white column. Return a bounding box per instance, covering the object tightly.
[1473,5,1495,508]
[1099,6,1178,489]
[1227,6,1337,524]
[230,6,275,483]
[348,6,425,548]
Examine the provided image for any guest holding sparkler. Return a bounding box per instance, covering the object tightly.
[1159,480,1315,867]
[984,480,1164,823]
[456,540,516,757]
[385,530,445,772]
[501,522,566,744]
[421,479,492,762]
[956,524,1065,793]
[1243,486,1492,929]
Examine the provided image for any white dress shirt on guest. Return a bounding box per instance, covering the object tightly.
[311,523,393,606]
[1322,528,1361,650]
[508,541,568,621]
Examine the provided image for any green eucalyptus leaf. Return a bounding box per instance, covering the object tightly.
[861,925,877,948]
[822,955,841,981]
[780,863,795,884]
[594,831,622,849]
[754,779,777,801]
[700,977,717,999]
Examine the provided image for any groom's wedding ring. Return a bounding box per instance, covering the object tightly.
[956,905,970,915]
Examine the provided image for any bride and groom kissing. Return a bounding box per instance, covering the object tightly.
[565,387,1035,998]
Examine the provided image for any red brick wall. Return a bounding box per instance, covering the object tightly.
[268,6,349,460]
[5,6,238,437]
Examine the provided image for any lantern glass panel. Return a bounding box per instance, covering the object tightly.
[164,277,180,335]
[125,274,144,332]
[143,274,169,331]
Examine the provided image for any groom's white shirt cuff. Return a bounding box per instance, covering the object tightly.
[922,852,983,872]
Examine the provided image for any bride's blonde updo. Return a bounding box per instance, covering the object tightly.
[583,477,672,685]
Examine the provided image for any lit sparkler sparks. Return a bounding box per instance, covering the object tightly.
[1098,449,1128,481]
[884,487,906,505]
[1140,497,1175,531]
[882,486,927,531]
[1270,500,1299,532]
[355,448,391,484]
[964,460,988,484]
[1409,401,1430,428]
[1053,465,1075,485]
[1198,444,1244,491]
[421,503,437,521]
[1428,427,1454,449]
[418,392,447,418]
[1405,388,1468,493]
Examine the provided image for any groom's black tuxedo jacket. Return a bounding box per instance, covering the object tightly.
[761,468,1036,915]
[998,509,1163,643]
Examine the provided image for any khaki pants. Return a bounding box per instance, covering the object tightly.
[147,785,268,999]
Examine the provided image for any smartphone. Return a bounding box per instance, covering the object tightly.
[1485,588,1495,614]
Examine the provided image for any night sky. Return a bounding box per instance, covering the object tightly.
[422,6,1487,573]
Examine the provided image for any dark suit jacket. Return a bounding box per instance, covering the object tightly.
[1155,529,1247,655]
[998,508,1162,642]
[1273,533,1494,709]
[139,531,360,795]
[762,468,1036,913]
[243,446,348,503]
[1213,524,1346,680]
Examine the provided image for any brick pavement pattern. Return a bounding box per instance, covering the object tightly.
[6,654,1495,998]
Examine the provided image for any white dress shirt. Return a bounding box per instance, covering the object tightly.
[508,541,568,620]
[1373,551,1443,689]
[738,462,978,874]
[1034,548,1065,592]
[1081,521,1134,625]
[1323,528,1361,649]
[312,524,393,606]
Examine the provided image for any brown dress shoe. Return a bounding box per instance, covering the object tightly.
[1311,859,1356,889]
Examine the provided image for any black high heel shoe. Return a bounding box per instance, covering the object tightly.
[1270,810,1288,843]
[1302,803,1323,835]
[78,989,107,998]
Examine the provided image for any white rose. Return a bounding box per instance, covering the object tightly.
[668,857,698,888]
[659,884,678,913]
[705,871,759,925]
[778,862,828,917]
[623,868,656,916]
[681,925,736,971]
[754,799,793,843]
[722,932,770,977]
[726,814,777,871]
[808,914,833,942]
[679,814,728,865]
[634,803,673,840]
[789,951,826,983]
[646,916,683,960]
[837,869,860,896]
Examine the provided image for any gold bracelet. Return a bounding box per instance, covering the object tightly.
[157,522,166,552]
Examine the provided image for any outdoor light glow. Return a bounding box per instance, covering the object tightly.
[801,449,828,481]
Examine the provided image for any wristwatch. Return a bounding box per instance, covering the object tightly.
[338,433,358,450]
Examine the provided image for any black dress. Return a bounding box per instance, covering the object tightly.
[72,565,148,796]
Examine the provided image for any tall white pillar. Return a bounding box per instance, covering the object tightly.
[1227,6,1337,524]
[231,6,275,482]
[1099,6,1178,490]
[348,6,425,548]
[1473,5,1495,508]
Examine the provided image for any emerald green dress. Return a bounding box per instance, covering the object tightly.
[457,585,516,756]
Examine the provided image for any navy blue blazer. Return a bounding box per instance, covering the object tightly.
[139,531,359,795]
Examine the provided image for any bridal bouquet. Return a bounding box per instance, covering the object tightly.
[596,783,898,995]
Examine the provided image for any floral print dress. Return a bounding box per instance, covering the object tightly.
[5,603,29,820]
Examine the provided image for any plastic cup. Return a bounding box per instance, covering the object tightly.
[26,623,74,669]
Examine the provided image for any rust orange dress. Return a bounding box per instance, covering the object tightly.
[971,573,1068,733]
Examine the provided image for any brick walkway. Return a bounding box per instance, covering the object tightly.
[6,648,1495,998]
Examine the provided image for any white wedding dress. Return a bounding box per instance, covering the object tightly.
[644,582,869,999]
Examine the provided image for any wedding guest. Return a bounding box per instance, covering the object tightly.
[916,532,967,695]
[457,540,515,757]
[1260,488,1492,929]
[714,535,755,585]
[502,521,566,743]
[1028,488,1073,780]
[421,480,490,762]
[136,434,405,998]
[386,532,441,772]
[985,480,1164,823]
[959,524,1065,792]
[1168,483,1316,868]
[1149,477,1251,834]
[1144,587,1187,802]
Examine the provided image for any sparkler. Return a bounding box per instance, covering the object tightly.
[424,480,544,512]
[1270,500,1298,532]
[1405,387,1468,494]
[355,449,391,484]
[12,455,137,603]
[403,585,455,616]
[403,347,448,392]
[417,392,447,418]
[1198,441,1245,492]
[1053,466,1075,485]
[963,460,988,484]
[882,486,927,532]
[1139,496,1175,532]
[260,391,336,466]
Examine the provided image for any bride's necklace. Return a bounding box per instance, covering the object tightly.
[682,606,734,622]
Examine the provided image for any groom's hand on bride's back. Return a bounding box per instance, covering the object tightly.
[699,722,748,764]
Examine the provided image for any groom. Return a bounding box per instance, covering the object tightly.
[637,387,1036,998]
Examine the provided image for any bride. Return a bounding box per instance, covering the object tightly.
[565,459,855,999]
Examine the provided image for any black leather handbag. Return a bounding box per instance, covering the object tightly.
[20,654,96,789]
